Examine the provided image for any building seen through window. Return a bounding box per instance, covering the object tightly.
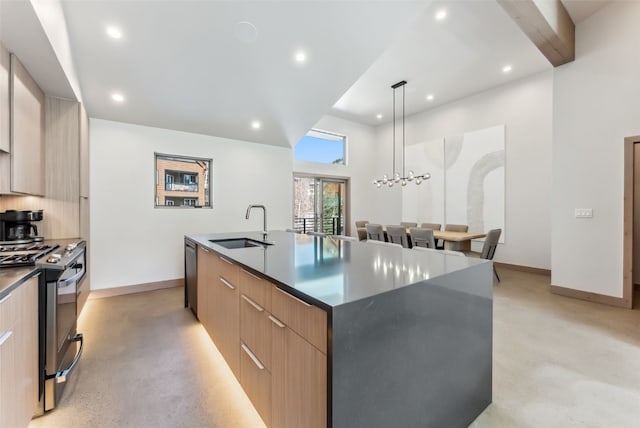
[155,153,212,208]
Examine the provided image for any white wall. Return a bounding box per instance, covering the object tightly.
[293,115,379,235]
[90,119,292,290]
[552,1,640,297]
[374,71,553,269]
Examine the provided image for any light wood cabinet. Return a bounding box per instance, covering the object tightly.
[79,104,89,198]
[9,54,44,196]
[196,247,213,330]
[271,316,327,428]
[0,275,39,428]
[0,42,9,154]
[209,254,240,378]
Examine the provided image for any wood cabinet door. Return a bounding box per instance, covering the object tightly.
[0,42,9,153]
[271,320,327,428]
[210,262,240,379]
[0,328,17,428]
[10,54,44,196]
[79,104,89,198]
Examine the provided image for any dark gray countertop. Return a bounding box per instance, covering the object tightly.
[187,230,487,310]
[0,266,39,299]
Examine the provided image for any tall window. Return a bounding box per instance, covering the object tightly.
[294,129,346,165]
[155,153,212,208]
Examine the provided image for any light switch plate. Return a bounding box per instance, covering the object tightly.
[575,208,593,218]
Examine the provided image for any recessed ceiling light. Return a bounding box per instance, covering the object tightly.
[502,65,513,73]
[435,9,447,21]
[251,120,261,130]
[426,94,434,101]
[106,26,123,39]
[376,114,383,119]
[111,92,125,103]
[294,50,307,64]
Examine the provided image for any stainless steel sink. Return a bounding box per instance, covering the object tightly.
[209,238,273,249]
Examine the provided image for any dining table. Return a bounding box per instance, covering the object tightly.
[383,227,487,251]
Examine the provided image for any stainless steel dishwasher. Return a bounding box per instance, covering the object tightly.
[184,238,197,317]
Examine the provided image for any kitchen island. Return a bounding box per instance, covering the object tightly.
[186,230,492,428]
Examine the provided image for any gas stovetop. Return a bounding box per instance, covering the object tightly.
[0,243,59,268]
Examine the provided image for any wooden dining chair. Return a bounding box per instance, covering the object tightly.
[355,220,369,228]
[365,224,385,241]
[409,227,436,249]
[400,222,417,228]
[386,225,410,248]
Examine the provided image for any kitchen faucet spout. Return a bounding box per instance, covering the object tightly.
[245,205,267,238]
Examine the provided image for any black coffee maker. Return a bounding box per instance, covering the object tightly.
[0,209,44,243]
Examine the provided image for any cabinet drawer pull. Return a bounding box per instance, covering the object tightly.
[201,247,212,253]
[219,256,234,265]
[268,315,285,328]
[241,343,265,370]
[241,268,262,281]
[0,292,11,304]
[220,277,235,290]
[241,295,264,312]
[275,287,311,307]
[0,331,12,346]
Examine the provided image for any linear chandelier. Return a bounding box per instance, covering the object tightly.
[373,80,430,188]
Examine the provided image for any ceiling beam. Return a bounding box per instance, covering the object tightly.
[497,0,575,67]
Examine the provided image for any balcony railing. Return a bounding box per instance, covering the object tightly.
[293,216,343,235]
[165,183,198,192]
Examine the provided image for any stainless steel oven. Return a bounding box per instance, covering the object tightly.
[35,241,86,415]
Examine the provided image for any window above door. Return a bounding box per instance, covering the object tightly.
[294,129,347,165]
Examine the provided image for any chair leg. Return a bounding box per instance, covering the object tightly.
[493,265,500,283]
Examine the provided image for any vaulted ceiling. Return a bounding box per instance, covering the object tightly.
[0,0,612,148]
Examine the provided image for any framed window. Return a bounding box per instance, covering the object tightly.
[294,129,346,165]
[155,153,212,208]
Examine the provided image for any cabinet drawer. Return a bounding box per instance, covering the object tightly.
[213,254,239,285]
[239,268,271,312]
[0,289,17,334]
[240,294,271,371]
[271,286,327,354]
[240,342,271,427]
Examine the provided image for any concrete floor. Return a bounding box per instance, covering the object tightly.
[30,267,640,428]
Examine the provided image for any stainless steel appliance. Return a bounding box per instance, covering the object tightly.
[184,238,197,317]
[35,240,86,416]
[0,243,58,268]
[0,209,45,243]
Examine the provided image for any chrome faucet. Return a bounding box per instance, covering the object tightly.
[245,204,267,239]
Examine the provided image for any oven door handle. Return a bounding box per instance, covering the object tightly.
[58,269,85,288]
[46,333,84,383]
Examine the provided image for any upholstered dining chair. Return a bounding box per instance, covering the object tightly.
[420,223,441,231]
[409,227,436,249]
[400,222,418,228]
[355,220,369,241]
[365,224,385,241]
[386,225,410,248]
[436,223,469,249]
[464,228,502,281]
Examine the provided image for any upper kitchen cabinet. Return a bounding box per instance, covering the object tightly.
[5,54,44,196]
[0,43,9,154]
[79,105,89,198]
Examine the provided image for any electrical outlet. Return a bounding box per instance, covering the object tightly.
[575,208,593,218]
